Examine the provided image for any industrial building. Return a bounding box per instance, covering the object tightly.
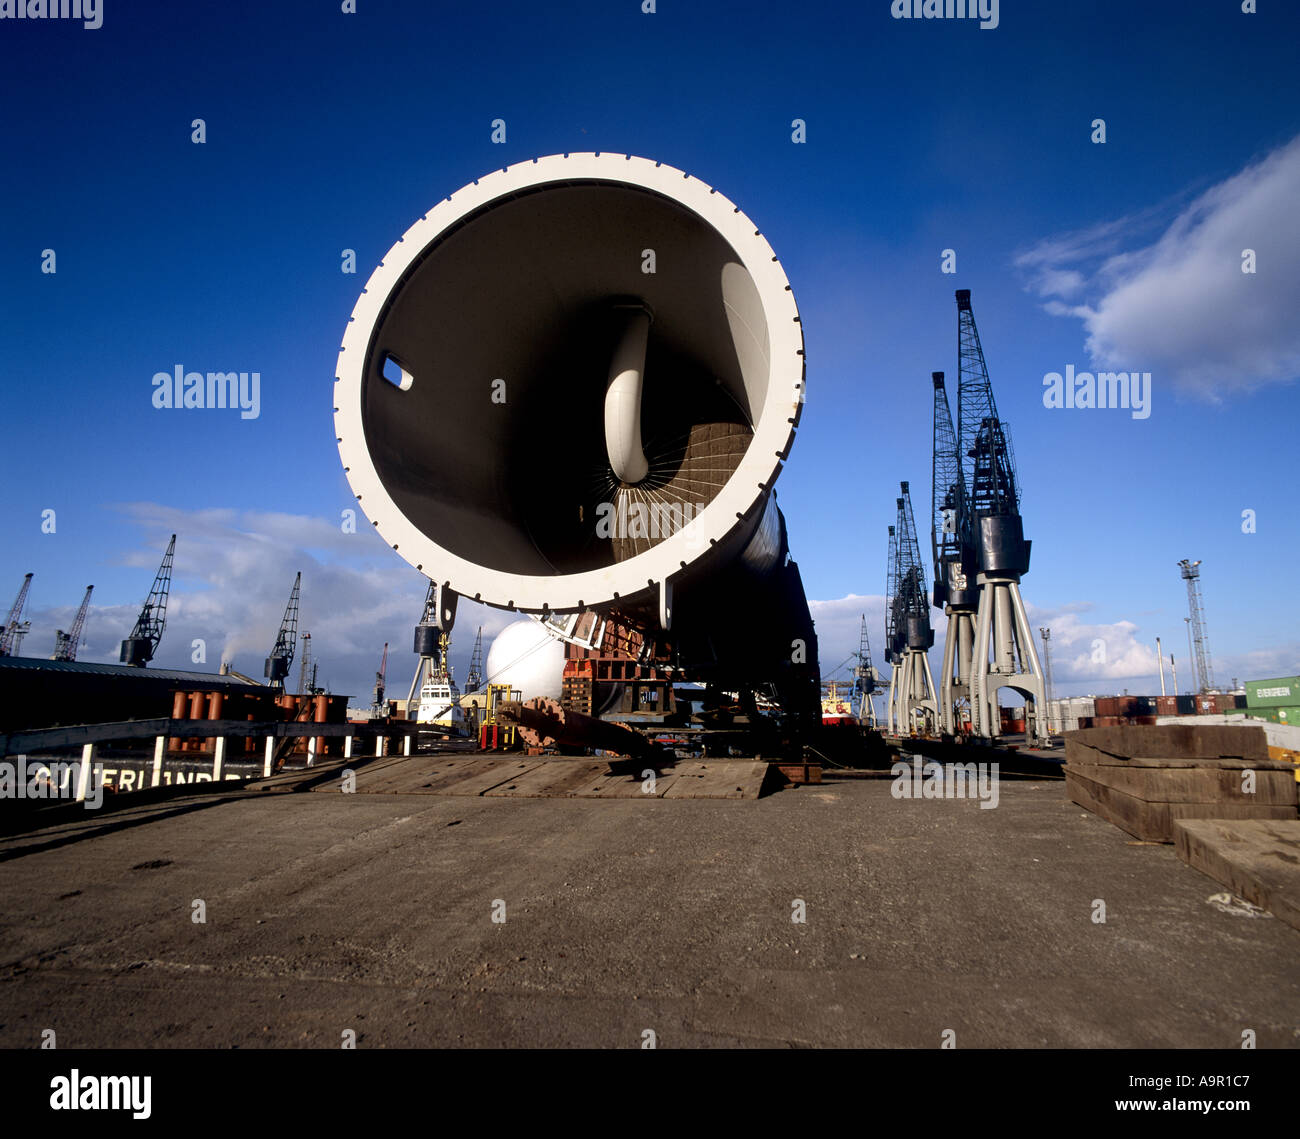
[0,657,264,735]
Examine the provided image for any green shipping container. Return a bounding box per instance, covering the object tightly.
[1224,704,1300,726]
[1244,676,1300,709]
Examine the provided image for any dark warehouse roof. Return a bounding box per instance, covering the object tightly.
[0,656,263,689]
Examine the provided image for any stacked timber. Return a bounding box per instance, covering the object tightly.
[1064,724,1298,843]
[1173,818,1300,932]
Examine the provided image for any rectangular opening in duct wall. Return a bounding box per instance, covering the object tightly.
[381,354,414,391]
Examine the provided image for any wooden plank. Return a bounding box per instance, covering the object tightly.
[663,761,768,800]
[326,754,769,801]
[346,758,506,795]
[1164,803,1295,829]
[1065,742,1290,771]
[1067,770,1296,842]
[1065,763,1297,806]
[1174,818,1300,932]
[1118,756,1293,770]
[1067,770,1155,840]
[775,762,821,785]
[483,760,610,798]
[352,758,472,794]
[1065,724,1269,764]
[436,759,546,797]
[570,769,679,798]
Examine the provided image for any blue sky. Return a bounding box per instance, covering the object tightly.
[2,0,1297,703]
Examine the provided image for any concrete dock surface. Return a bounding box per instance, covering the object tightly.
[1,770,1296,1049]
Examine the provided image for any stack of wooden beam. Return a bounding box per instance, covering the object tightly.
[1064,724,1298,843]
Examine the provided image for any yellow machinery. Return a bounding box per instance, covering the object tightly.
[479,683,522,750]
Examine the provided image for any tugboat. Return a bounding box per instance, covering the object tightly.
[821,679,859,728]
[416,633,466,733]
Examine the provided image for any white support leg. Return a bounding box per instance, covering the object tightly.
[264,735,275,778]
[886,667,898,735]
[971,588,993,737]
[212,735,226,782]
[940,616,956,735]
[922,652,939,734]
[1009,581,1049,744]
[76,743,95,802]
[152,736,165,788]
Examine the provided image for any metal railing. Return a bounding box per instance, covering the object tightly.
[0,718,432,802]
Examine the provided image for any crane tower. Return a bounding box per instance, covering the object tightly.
[954,291,1048,744]
[120,535,176,667]
[264,572,301,688]
[931,370,977,736]
[465,627,484,694]
[852,614,882,728]
[1178,559,1215,693]
[0,573,34,658]
[885,482,938,736]
[407,579,442,708]
[52,585,94,661]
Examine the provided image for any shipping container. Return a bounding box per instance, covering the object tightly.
[1095,697,1120,717]
[1224,704,1299,727]
[1245,677,1300,708]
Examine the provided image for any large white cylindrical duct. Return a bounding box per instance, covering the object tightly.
[334,154,818,714]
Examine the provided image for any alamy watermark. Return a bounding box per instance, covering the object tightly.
[891,756,1000,809]
[595,499,707,547]
[0,0,101,29]
[891,0,999,31]
[0,755,103,809]
[1042,365,1151,420]
[152,365,260,419]
[50,1070,150,1119]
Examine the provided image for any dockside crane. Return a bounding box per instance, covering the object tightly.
[264,572,301,689]
[1038,627,1057,734]
[52,585,94,661]
[852,614,882,728]
[931,370,977,736]
[465,626,484,694]
[0,573,34,658]
[119,535,176,666]
[886,483,938,736]
[884,524,898,723]
[1178,559,1215,693]
[954,290,1048,744]
[298,631,315,696]
[407,579,442,709]
[372,642,389,717]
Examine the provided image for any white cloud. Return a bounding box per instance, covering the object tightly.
[808,593,887,681]
[1212,645,1300,690]
[1031,608,1158,686]
[1017,133,1300,399]
[19,504,515,702]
